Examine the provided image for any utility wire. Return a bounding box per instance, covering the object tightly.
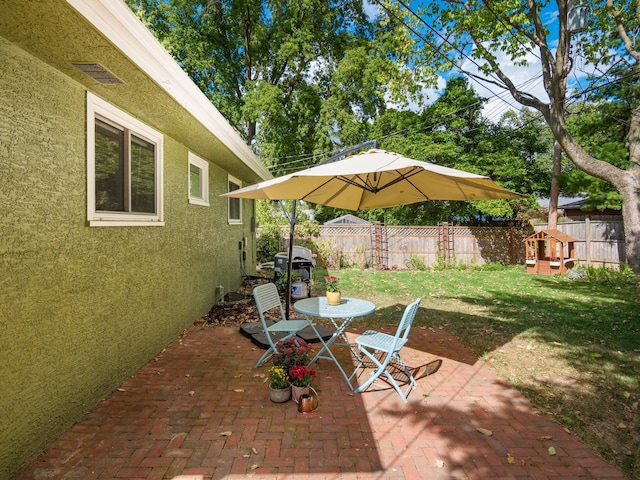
[267,2,635,169]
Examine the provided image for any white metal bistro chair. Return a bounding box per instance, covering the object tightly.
[252,282,312,368]
[350,298,421,402]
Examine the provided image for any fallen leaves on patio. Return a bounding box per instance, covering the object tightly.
[476,427,493,436]
[197,276,277,327]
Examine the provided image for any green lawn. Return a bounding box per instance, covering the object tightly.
[312,266,640,478]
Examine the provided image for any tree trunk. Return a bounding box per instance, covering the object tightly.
[548,140,562,230]
[619,175,640,273]
[550,118,640,273]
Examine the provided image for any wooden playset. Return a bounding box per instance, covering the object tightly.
[524,229,577,275]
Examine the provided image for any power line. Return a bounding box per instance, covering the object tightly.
[375,0,539,115]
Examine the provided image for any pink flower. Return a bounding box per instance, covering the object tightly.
[273,337,312,371]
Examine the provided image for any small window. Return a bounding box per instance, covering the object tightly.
[188,152,209,206]
[87,93,164,226]
[228,175,242,224]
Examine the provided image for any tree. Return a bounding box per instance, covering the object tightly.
[420,0,640,272]
[125,0,432,168]
[314,77,547,225]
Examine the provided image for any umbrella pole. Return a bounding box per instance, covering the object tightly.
[285,200,297,319]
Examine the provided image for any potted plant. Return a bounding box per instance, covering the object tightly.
[550,256,561,267]
[289,365,316,403]
[272,337,312,372]
[324,275,341,305]
[267,366,291,403]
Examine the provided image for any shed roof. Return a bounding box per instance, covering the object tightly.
[324,214,371,225]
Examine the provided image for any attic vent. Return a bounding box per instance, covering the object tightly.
[72,63,123,84]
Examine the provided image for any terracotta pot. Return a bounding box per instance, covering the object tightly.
[291,385,310,403]
[326,291,341,305]
[269,384,291,403]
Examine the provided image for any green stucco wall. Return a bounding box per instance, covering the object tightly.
[0,37,255,479]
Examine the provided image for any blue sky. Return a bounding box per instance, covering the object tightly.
[364,1,594,122]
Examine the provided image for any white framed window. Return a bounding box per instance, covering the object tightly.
[188,152,209,206]
[86,92,164,226]
[228,175,242,224]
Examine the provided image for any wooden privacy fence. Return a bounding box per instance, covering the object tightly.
[313,220,625,269]
[265,219,625,269]
[316,223,532,268]
[533,219,625,269]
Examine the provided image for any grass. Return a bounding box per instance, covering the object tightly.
[312,265,640,479]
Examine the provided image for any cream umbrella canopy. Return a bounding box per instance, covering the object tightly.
[223,149,521,210]
[223,148,522,317]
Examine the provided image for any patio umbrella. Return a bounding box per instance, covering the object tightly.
[223,148,522,316]
[223,148,521,210]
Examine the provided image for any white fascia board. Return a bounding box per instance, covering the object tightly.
[66,0,272,181]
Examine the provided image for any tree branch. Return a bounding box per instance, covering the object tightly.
[606,0,640,64]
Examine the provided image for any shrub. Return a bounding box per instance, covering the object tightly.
[315,239,341,269]
[257,225,282,263]
[406,253,426,271]
[566,266,587,281]
[585,264,637,285]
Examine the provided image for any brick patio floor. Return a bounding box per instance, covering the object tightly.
[14,324,625,480]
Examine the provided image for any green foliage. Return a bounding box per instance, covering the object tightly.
[274,270,292,292]
[563,97,629,211]
[254,199,321,263]
[314,239,341,269]
[474,261,506,271]
[125,0,433,165]
[256,224,281,263]
[405,253,427,271]
[339,253,354,269]
[585,264,637,285]
[566,266,588,281]
[293,218,320,250]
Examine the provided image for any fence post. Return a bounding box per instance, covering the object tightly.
[585,216,591,266]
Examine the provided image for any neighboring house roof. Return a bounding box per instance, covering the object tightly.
[537,196,585,209]
[558,199,588,209]
[0,0,271,184]
[560,198,621,216]
[324,214,371,225]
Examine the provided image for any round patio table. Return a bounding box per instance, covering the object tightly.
[293,296,375,389]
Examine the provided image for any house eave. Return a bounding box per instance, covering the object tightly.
[0,0,271,184]
[66,0,271,182]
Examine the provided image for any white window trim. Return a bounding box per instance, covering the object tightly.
[188,152,209,206]
[227,174,242,225]
[86,92,164,226]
